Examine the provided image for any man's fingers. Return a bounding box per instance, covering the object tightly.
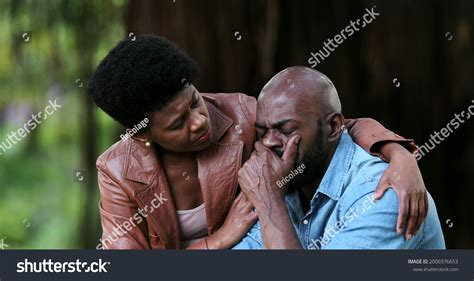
[237,168,251,190]
[396,192,409,235]
[405,197,419,240]
[282,134,301,165]
[254,141,267,153]
[237,191,251,203]
[249,151,258,160]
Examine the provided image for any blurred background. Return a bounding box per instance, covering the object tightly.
[0,0,472,249]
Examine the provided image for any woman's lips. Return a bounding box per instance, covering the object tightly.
[196,128,211,143]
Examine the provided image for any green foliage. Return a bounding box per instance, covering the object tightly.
[0,0,126,248]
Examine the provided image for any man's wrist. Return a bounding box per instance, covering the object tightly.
[256,196,287,222]
[258,199,302,249]
[247,181,286,212]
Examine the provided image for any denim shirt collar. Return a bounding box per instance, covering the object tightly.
[286,130,355,211]
[315,130,355,201]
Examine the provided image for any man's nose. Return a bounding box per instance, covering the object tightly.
[261,130,284,152]
[189,112,206,132]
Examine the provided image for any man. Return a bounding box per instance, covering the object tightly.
[234,66,445,249]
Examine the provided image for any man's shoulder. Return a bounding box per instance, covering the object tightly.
[340,143,389,205]
[347,143,387,185]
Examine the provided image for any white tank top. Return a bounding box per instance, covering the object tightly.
[176,203,208,248]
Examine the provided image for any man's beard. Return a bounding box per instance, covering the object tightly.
[288,120,326,194]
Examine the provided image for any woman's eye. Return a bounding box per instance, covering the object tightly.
[171,120,184,130]
[191,98,201,108]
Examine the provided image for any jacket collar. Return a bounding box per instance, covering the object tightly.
[203,94,233,143]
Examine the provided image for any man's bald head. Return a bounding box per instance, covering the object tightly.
[256,66,345,192]
[258,66,341,116]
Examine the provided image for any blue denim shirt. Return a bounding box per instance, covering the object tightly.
[233,131,445,249]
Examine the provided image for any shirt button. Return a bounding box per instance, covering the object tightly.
[303,219,309,225]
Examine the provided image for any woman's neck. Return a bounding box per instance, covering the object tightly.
[159,148,196,167]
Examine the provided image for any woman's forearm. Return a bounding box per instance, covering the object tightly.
[378,142,414,161]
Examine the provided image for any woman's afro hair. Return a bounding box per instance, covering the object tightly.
[87,35,199,128]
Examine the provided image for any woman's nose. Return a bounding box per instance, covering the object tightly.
[189,112,206,132]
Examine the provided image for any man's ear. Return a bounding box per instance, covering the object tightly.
[327,112,344,142]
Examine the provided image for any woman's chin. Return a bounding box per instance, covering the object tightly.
[193,139,213,151]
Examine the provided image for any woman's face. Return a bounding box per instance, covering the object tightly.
[144,85,213,152]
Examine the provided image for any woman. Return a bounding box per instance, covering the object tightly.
[88,35,426,249]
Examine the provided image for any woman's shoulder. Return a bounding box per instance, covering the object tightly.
[96,139,130,174]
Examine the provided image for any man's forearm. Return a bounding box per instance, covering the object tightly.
[257,199,302,249]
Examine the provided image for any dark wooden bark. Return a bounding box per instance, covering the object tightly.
[124,0,474,248]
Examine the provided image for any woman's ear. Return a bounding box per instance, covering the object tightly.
[128,115,153,140]
[132,130,152,141]
[126,123,151,141]
[327,112,345,142]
